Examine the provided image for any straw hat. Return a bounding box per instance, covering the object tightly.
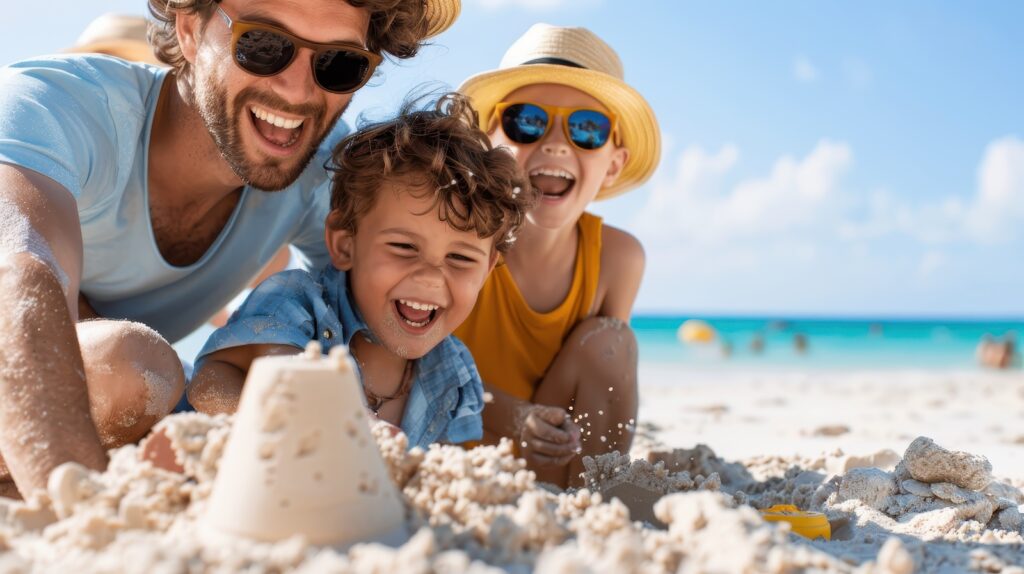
[425,0,461,38]
[68,13,159,65]
[459,23,660,200]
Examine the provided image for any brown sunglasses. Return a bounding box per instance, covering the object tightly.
[215,6,382,94]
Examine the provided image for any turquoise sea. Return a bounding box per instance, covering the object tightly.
[632,316,1023,371]
[177,315,1023,373]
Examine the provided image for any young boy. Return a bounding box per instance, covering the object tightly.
[186,93,532,449]
[454,24,661,487]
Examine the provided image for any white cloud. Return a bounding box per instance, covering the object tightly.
[793,56,818,83]
[836,136,1024,246]
[634,140,852,245]
[624,136,1024,314]
[965,136,1024,243]
[837,189,966,245]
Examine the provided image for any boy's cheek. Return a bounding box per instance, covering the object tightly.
[449,274,489,325]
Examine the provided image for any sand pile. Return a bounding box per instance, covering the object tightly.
[0,414,1022,573]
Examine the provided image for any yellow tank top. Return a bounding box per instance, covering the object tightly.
[455,212,602,402]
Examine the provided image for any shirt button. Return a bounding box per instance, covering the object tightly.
[323,329,333,339]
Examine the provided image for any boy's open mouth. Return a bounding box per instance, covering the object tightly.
[529,167,576,199]
[394,299,442,330]
[249,105,305,150]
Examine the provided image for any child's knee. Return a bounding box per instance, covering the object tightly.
[77,320,185,444]
[568,316,638,370]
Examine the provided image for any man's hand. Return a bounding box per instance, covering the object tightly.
[518,405,582,467]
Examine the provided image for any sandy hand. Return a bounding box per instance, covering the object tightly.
[520,405,582,466]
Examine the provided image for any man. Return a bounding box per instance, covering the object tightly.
[0,0,459,497]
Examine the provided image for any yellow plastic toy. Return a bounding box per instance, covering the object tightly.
[759,505,831,541]
[677,319,717,344]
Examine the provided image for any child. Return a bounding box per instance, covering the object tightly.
[454,24,661,487]
[187,93,533,449]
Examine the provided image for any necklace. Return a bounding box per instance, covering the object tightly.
[363,360,414,416]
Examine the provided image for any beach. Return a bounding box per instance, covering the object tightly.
[0,359,1021,573]
[636,365,1024,480]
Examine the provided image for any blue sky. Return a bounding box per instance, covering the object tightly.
[3,1,1022,318]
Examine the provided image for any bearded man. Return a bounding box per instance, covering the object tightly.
[0,0,459,497]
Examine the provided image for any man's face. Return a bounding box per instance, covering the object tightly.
[330,180,498,360]
[188,0,371,191]
[489,83,629,231]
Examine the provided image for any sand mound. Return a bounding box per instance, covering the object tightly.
[0,416,1022,573]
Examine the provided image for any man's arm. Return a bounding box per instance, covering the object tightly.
[0,164,106,493]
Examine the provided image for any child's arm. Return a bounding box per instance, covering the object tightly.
[482,384,581,465]
[597,226,646,321]
[188,343,302,414]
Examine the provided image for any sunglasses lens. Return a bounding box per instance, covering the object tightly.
[314,50,372,93]
[567,109,613,150]
[501,103,548,144]
[235,29,295,75]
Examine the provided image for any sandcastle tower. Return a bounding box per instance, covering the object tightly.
[204,343,407,547]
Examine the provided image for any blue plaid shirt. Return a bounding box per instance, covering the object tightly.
[196,266,484,449]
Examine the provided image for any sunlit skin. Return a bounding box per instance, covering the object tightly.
[188,179,498,431]
[331,181,499,362]
[183,0,369,191]
[489,84,629,233]
[0,0,378,496]
[480,83,644,488]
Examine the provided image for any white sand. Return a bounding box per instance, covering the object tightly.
[636,366,1024,480]
[0,367,1021,573]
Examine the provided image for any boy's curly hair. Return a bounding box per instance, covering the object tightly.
[148,0,428,98]
[328,92,534,252]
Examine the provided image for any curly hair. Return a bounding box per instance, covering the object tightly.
[147,0,428,86]
[328,92,534,253]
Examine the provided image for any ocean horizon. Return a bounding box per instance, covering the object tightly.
[175,314,1023,373]
[632,314,1023,371]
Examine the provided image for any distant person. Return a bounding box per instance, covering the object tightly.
[977,334,1019,370]
[453,24,661,488]
[793,333,808,354]
[720,340,734,358]
[750,332,765,354]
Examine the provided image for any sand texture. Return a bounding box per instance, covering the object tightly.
[0,369,1021,572]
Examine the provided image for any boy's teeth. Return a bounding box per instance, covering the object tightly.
[529,167,575,180]
[251,106,304,129]
[402,318,429,328]
[399,299,439,311]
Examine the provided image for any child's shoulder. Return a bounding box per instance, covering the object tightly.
[237,267,334,316]
[595,222,645,318]
[427,335,482,387]
[436,334,476,371]
[256,267,332,292]
[582,212,644,266]
[599,222,644,263]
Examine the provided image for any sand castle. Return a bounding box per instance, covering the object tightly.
[204,342,408,547]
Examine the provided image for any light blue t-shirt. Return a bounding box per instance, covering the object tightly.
[0,55,345,342]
